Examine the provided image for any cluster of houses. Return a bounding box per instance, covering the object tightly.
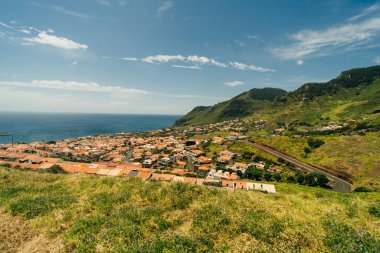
[0,119,276,193]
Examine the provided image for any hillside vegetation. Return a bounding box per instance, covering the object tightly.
[1,167,379,252]
[252,132,380,191]
[175,66,380,127]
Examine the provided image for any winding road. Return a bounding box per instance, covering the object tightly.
[247,141,355,193]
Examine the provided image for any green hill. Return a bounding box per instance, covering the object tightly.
[0,167,379,252]
[175,66,380,127]
[175,87,287,126]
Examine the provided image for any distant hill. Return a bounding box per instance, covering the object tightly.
[175,87,287,126]
[175,65,380,127]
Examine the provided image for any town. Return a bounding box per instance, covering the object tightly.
[0,120,284,193]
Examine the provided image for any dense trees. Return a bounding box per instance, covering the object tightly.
[242,168,329,188]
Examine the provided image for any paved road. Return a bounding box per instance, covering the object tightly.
[248,141,354,193]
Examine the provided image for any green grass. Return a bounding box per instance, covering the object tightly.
[253,132,380,191]
[0,167,379,252]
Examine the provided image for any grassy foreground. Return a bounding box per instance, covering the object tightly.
[0,167,379,252]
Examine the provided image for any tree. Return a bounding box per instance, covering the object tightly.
[287,175,295,183]
[316,174,329,188]
[252,169,263,181]
[307,138,325,149]
[272,173,282,182]
[304,173,318,187]
[296,172,304,184]
[245,167,262,180]
[242,152,254,160]
[264,172,272,181]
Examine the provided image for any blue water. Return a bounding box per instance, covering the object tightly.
[0,112,179,144]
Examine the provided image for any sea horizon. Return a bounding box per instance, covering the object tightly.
[0,112,179,144]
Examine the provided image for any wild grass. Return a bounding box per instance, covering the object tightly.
[253,132,380,191]
[0,167,379,252]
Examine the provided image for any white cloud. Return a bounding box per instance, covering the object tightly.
[272,7,380,60]
[210,59,228,68]
[229,61,275,72]
[0,80,223,101]
[171,64,201,69]
[52,6,93,19]
[224,81,245,87]
[373,56,380,65]
[98,0,127,6]
[296,60,304,65]
[348,3,380,21]
[142,54,186,63]
[122,57,139,61]
[156,1,173,17]
[71,61,78,65]
[0,22,13,29]
[234,40,247,47]
[23,31,88,50]
[0,80,147,95]
[19,29,31,34]
[247,34,258,40]
[138,54,271,71]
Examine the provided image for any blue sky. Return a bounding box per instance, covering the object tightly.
[0,0,379,115]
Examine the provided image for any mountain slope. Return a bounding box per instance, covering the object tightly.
[175,66,380,127]
[175,87,287,126]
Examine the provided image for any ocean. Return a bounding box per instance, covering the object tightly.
[0,112,179,144]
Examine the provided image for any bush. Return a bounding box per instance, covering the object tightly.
[316,174,329,188]
[245,167,263,180]
[368,203,380,218]
[296,172,304,184]
[264,172,272,181]
[354,186,373,192]
[304,173,318,187]
[304,147,311,154]
[272,173,281,182]
[46,165,67,174]
[307,138,325,149]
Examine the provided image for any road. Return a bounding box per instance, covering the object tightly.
[247,141,355,193]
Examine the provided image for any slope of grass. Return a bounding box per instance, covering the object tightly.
[176,68,380,128]
[0,167,379,252]
[253,132,380,191]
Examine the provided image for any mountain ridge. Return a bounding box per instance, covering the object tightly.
[175,65,380,126]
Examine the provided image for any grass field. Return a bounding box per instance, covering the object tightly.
[253,132,380,191]
[1,167,379,252]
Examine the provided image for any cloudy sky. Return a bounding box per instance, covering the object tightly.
[0,0,379,115]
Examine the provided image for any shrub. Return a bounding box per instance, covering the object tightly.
[272,173,282,182]
[264,172,272,181]
[316,174,329,188]
[304,173,318,187]
[354,186,373,192]
[296,172,304,184]
[307,138,325,149]
[368,203,380,218]
[46,165,67,174]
